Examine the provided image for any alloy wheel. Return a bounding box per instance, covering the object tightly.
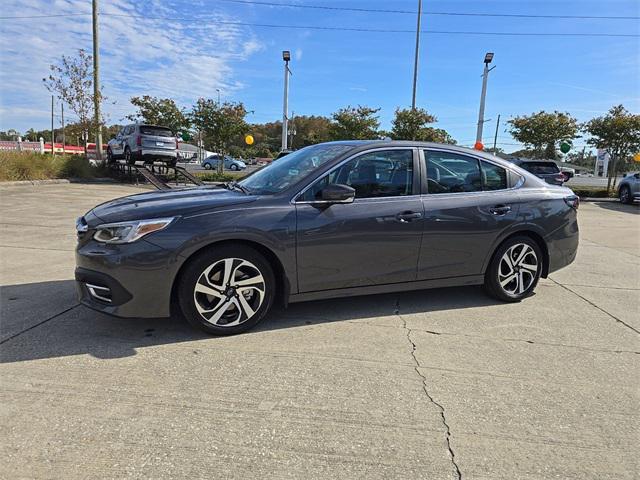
[193,258,266,327]
[620,187,630,204]
[497,243,539,295]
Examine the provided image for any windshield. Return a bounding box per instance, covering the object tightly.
[239,144,353,194]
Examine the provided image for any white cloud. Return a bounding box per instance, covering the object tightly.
[0,0,263,131]
[294,48,303,61]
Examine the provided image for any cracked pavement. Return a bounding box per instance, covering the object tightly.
[1,183,638,479]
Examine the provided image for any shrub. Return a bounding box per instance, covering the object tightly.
[570,186,616,198]
[0,151,105,181]
[194,171,247,183]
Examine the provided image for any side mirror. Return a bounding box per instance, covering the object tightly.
[320,184,355,203]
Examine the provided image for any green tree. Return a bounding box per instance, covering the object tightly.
[289,115,332,148]
[127,96,190,134]
[390,107,436,141]
[508,111,579,159]
[329,105,380,140]
[43,49,103,145]
[191,98,249,173]
[583,105,640,191]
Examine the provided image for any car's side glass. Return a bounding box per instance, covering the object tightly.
[424,150,482,194]
[480,160,508,190]
[300,149,413,201]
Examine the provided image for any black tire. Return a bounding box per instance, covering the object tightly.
[124,147,134,165]
[106,148,114,163]
[619,185,632,204]
[203,162,212,170]
[230,164,238,171]
[484,236,543,302]
[177,245,275,335]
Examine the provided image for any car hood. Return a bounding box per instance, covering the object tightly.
[87,186,256,225]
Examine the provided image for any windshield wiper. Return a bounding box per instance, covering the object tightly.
[225,181,251,195]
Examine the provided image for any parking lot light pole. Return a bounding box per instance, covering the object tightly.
[475,52,495,148]
[411,0,422,110]
[92,0,103,161]
[281,50,291,152]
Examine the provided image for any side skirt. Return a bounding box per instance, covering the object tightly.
[288,275,485,304]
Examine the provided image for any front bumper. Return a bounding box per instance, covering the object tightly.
[75,238,180,318]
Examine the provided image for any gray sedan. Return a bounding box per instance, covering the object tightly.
[76,141,579,335]
[618,172,640,204]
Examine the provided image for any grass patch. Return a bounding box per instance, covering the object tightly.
[0,151,107,181]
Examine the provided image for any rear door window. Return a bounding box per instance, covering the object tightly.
[424,151,482,193]
[139,126,174,137]
[480,160,508,190]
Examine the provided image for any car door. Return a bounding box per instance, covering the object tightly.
[418,149,521,280]
[295,148,424,293]
[112,127,126,157]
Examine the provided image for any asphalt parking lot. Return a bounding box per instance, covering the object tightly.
[1,183,638,479]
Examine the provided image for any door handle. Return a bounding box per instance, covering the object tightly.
[489,205,511,215]
[396,211,423,222]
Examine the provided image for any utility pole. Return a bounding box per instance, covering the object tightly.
[51,95,55,156]
[475,52,495,149]
[92,0,103,161]
[216,88,221,105]
[492,114,500,152]
[411,0,422,110]
[61,103,65,151]
[281,50,291,152]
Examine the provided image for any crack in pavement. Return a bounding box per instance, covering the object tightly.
[0,304,79,345]
[549,278,640,335]
[396,298,463,480]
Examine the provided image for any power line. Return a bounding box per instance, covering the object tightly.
[216,0,640,20]
[97,14,640,37]
[0,12,91,19]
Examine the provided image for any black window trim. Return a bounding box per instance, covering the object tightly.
[420,148,521,195]
[293,147,421,204]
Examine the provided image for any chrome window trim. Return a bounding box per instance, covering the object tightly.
[291,146,418,205]
[422,147,524,195]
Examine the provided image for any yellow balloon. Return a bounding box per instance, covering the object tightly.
[634,152,640,163]
[245,134,254,145]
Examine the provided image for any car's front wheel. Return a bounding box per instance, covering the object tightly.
[230,164,238,171]
[178,246,275,335]
[125,147,134,165]
[484,236,542,302]
[619,185,632,204]
[203,162,212,170]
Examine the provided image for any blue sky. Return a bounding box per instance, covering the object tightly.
[0,0,638,151]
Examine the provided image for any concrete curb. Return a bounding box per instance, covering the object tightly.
[0,177,116,188]
[581,197,618,203]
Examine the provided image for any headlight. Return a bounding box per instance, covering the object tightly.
[93,217,175,244]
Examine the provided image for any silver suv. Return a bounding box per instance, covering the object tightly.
[107,124,178,166]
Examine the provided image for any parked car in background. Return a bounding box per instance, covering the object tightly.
[275,149,293,160]
[560,166,575,181]
[618,172,640,204]
[508,158,566,185]
[76,141,579,336]
[202,154,247,171]
[107,124,178,166]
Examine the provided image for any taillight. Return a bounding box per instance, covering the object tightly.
[136,135,141,146]
[564,195,579,210]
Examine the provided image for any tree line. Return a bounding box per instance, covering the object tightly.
[3,49,639,189]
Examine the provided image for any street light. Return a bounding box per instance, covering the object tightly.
[281,50,291,152]
[475,52,496,150]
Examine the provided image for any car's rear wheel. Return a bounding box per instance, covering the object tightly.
[484,236,542,302]
[178,246,275,335]
[619,185,632,204]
